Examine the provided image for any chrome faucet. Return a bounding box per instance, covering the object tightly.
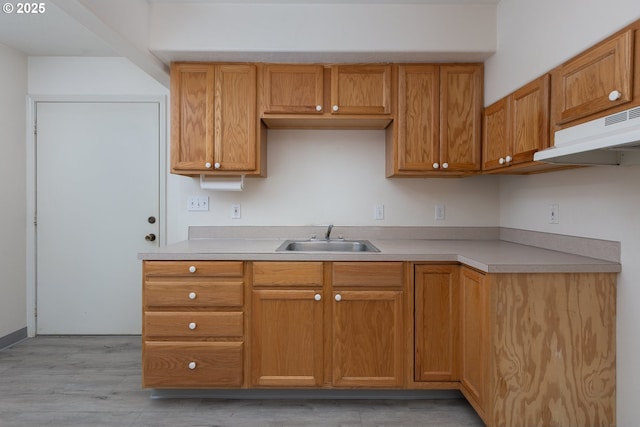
[324,224,334,240]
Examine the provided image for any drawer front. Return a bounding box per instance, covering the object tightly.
[143,342,243,388]
[253,262,323,287]
[144,261,244,278]
[333,262,404,287]
[145,282,243,308]
[145,312,243,338]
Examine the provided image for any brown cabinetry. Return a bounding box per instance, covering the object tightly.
[251,262,324,387]
[142,260,246,388]
[387,64,483,176]
[414,264,460,383]
[170,63,265,176]
[459,267,616,427]
[552,29,634,126]
[251,261,404,388]
[260,64,393,129]
[483,75,551,173]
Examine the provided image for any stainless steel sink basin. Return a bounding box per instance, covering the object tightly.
[276,239,380,252]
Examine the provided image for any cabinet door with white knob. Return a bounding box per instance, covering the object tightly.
[552,29,633,125]
[262,64,324,114]
[330,65,392,115]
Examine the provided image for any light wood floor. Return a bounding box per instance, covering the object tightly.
[0,336,484,427]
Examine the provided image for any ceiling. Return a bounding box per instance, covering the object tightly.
[0,0,499,57]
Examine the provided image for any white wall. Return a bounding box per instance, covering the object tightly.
[485,1,640,425]
[0,43,27,338]
[171,130,499,241]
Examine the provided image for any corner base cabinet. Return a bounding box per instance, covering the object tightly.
[141,260,616,427]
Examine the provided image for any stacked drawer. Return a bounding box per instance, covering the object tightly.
[142,261,245,388]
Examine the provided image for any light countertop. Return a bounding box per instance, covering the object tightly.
[138,237,621,274]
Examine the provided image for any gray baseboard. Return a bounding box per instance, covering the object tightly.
[150,388,462,400]
[0,327,28,351]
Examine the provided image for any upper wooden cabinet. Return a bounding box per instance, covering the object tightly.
[259,64,393,129]
[261,64,325,114]
[171,63,265,176]
[387,64,483,176]
[483,75,551,172]
[552,29,634,126]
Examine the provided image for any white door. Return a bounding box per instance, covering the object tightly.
[36,101,161,334]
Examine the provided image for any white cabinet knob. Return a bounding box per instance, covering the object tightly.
[332,105,339,112]
[188,361,196,370]
[442,162,449,169]
[609,90,622,101]
[214,162,221,169]
[205,162,212,169]
[432,162,439,169]
[314,293,322,301]
[334,294,342,302]
[188,266,197,273]
[315,105,322,112]
[499,157,505,165]
[505,155,513,163]
[188,292,197,300]
[188,322,197,330]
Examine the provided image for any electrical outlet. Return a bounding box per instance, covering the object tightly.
[435,204,445,220]
[231,203,241,219]
[374,204,384,220]
[548,204,559,224]
[187,196,209,211]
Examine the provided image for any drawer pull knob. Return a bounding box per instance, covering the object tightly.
[335,294,342,302]
[332,105,339,112]
[314,293,322,301]
[505,155,512,163]
[188,322,197,330]
[188,292,197,300]
[442,162,449,169]
[315,105,322,112]
[432,162,439,169]
[499,157,505,165]
[188,361,196,370]
[205,162,212,169]
[188,266,197,273]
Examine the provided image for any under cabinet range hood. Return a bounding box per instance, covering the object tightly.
[534,106,640,165]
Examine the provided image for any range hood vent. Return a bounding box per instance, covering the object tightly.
[534,106,640,165]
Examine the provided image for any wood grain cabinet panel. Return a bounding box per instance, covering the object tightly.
[552,29,634,125]
[171,63,261,176]
[330,65,392,115]
[262,64,324,114]
[143,342,243,388]
[387,64,482,176]
[414,265,460,382]
[482,75,551,173]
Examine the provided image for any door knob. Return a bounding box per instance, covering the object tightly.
[145,233,156,242]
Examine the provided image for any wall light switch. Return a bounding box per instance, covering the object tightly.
[435,204,445,220]
[549,204,559,224]
[188,196,209,211]
[374,204,384,220]
[231,203,241,219]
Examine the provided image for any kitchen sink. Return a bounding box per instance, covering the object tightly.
[276,239,380,253]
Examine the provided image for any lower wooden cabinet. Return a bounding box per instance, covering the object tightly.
[251,261,404,388]
[414,264,460,383]
[141,259,616,427]
[142,260,246,388]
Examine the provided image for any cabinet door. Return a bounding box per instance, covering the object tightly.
[511,74,550,164]
[553,29,633,124]
[395,65,439,172]
[251,289,324,387]
[331,65,391,115]
[440,65,482,171]
[460,267,488,413]
[414,265,459,382]
[332,290,403,387]
[215,64,257,171]
[170,63,215,172]
[262,64,324,114]
[482,96,510,171]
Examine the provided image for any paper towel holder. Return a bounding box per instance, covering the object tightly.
[199,174,245,191]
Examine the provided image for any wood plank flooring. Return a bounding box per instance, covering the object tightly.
[0,336,484,427]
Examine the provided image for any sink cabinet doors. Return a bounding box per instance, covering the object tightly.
[251,261,405,388]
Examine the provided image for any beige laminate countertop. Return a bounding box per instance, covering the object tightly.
[138,238,621,274]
